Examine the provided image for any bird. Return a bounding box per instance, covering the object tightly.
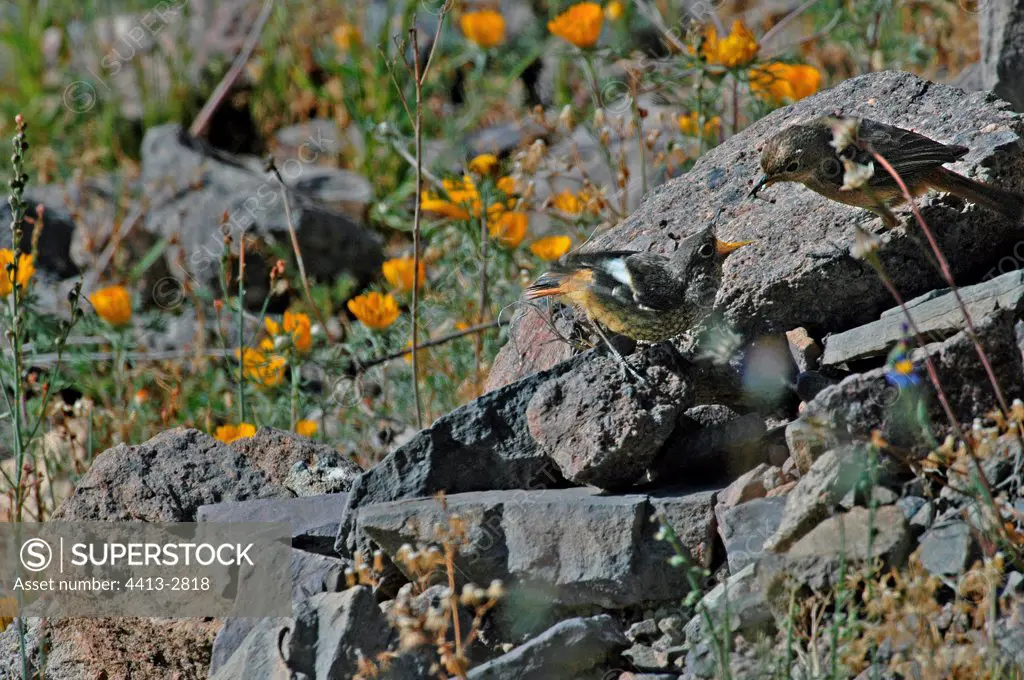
[523,224,751,377]
[749,116,1024,228]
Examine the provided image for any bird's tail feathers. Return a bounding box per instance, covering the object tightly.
[928,168,1024,223]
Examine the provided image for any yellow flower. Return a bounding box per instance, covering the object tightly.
[265,311,313,353]
[236,348,287,388]
[460,10,506,48]
[489,211,528,248]
[382,257,426,292]
[89,285,132,326]
[548,2,604,48]
[551,189,583,216]
[215,423,257,444]
[497,176,517,194]
[422,194,471,220]
[749,62,822,103]
[332,23,362,51]
[422,176,480,220]
[701,20,759,67]
[0,250,34,297]
[296,419,318,437]
[678,112,720,137]
[469,153,499,175]
[530,235,572,261]
[605,1,624,20]
[348,291,400,330]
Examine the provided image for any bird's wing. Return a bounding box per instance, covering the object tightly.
[848,118,968,184]
[563,250,676,311]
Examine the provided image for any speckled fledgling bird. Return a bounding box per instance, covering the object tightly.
[750,116,1024,228]
[523,225,750,376]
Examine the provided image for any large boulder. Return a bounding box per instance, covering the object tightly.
[490,70,1024,386]
[52,427,290,521]
[979,0,1024,113]
[140,125,383,303]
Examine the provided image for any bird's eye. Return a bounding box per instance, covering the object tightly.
[697,243,714,258]
[785,161,800,173]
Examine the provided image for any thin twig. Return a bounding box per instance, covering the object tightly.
[237,236,246,423]
[189,0,275,138]
[267,162,331,334]
[760,0,824,46]
[632,0,688,54]
[406,2,450,429]
[82,205,143,293]
[389,138,444,189]
[347,320,506,376]
[869,148,1012,419]
[411,29,426,430]
[475,211,488,395]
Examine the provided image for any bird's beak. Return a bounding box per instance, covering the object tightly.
[748,174,772,199]
[715,238,753,255]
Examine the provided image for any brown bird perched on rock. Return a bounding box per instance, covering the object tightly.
[524,224,750,377]
[749,116,1024,228]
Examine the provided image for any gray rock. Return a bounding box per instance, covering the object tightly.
[527,351,690,490]
[624,643,671,671]
[821,269,1024,367]
[466,614,629,679]
[896,495,927,520]
[288,167,373,223]
[626,619,659,642]
[198,494,348,554]
[718,496,787,572]
[215,587,388,680]
[208,616,290,680]
[52,428,290,521]
[682,563,774,643]
[1003,571,1024,598]
[465,119,547,157]
[336,354,586,558]
[492,70,1024,385]
[0,191,80,279]
[979,0,1024,112]
[763,445,870,553]
[229,427,362,497]
[838,485,898,510]
[140,124,383,298]
[786,327,822,372]
[209,548,348,675]
[653,406,767,485]
[910,501,935,531]
[918,521,977,577]
[355,487,715,609]
[758,505,912,602]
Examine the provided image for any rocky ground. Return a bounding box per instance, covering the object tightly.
[4,1,1024,679]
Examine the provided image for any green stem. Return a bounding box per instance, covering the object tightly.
[237,238,246,423]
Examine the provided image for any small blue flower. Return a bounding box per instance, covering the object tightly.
[884,331,922,388]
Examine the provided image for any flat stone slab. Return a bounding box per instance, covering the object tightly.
[198,494,348,554]
[355,487,717,609]
[822,269,1024,367]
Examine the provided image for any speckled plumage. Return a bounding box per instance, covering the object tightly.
[524,225,744,342]
[754,116,1024,226]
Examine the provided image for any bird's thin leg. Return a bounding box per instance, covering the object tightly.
[592,322,646,384]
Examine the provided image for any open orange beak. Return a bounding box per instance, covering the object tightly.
[715,238,753,255]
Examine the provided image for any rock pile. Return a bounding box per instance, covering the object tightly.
[8,68,1024,679]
